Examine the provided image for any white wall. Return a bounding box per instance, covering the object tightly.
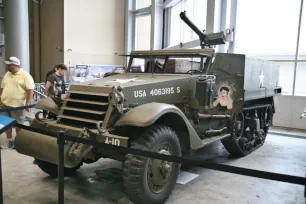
[64,0,125,67]
[273,95,306,130]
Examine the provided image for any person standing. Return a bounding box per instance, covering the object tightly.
[45,67,55,84]
[42,66,56,118]
[45,63,67,106]
[0,56,35,149]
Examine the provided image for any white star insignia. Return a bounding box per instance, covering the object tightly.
[110,78,142,84]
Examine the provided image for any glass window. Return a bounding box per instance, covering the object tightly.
[135,15,151,68]
[171,57,202,73]
[235,0,300,59]
[131,58,146,72]
[136,0,151,10]
[296,3,306,96]
[182,0,195,42]
[135,15,151,50]
[131,57,166,73]
[170,2,183,46]
[193,0,207,36]
[277,62,295,95]
[299,1,306,60]
[294,63,306,96]
[129,56,204,73]
[169,0,207,46]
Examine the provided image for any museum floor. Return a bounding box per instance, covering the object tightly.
[0,128,305,204]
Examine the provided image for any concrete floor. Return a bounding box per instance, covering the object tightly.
[271,126,306,137]
[0,130,305,204]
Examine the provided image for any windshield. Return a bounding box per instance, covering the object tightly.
[127,56,209,74]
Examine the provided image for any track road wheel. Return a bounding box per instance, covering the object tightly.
[123,125,181,204]
[35,158,82,178]
[263,106,273,136]
[221,112,248,157]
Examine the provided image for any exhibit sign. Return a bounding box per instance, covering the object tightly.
[70,64,125,83]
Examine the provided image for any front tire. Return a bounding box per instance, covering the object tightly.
[35,159,82,178]
[123,125,181,204]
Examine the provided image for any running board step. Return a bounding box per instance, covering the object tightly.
[201,133,231,146]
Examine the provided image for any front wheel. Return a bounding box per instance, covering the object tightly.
[123,125,181,204]
[35,159,82,178]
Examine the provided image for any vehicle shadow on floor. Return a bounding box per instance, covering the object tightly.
[40,160,126,203]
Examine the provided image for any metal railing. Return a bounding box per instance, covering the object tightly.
[33,83,72,102]
[33,83,47,101]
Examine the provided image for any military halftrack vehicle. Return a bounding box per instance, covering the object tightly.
[14,12,281,204]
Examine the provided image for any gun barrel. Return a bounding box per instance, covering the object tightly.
[179,12,205,40]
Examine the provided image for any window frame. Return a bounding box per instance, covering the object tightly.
[163,0,210,48]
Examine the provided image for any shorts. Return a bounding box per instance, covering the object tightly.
[0,102,24,125]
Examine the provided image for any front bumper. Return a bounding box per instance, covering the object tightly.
[14,120,128,168]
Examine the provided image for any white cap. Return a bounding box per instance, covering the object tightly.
[5,56,20,66]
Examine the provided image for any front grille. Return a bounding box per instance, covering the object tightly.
[58,91,109,129]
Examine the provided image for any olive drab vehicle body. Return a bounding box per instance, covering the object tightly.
[14,11,282,204]
[14,49,281,203]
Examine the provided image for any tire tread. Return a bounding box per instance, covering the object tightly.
[123,124,180,204]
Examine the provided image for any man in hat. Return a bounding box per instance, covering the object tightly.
[0,56,35,148]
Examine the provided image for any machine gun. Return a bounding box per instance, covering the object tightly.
[180,11,226,48]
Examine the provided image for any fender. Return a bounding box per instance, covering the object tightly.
[115,103,203,149]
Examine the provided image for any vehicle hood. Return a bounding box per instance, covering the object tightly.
[70,74,194,90]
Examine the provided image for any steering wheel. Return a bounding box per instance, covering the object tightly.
[186,69,201,74]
